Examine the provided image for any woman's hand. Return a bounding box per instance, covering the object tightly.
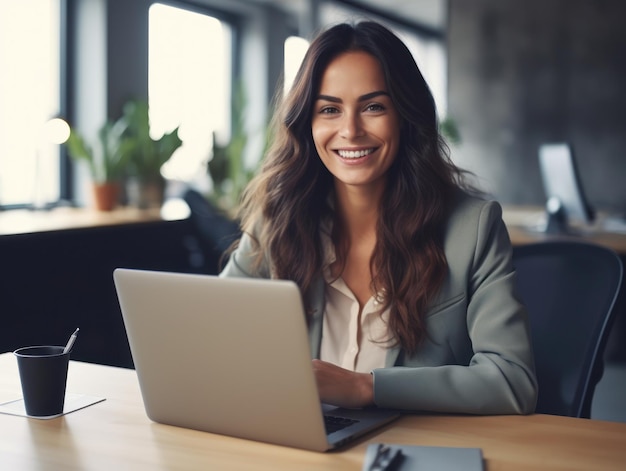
[311,359,374,408]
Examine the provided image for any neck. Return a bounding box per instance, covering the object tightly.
[333,181,383,243]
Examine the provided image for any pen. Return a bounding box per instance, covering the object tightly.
[63,328,80,354]
[369,444,405,471]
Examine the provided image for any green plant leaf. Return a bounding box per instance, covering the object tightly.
[440,117,461,145]
[120,99,182,180]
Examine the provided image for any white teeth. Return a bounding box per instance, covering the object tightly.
[337,148,374,159]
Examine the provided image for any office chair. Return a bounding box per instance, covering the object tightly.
[182,188,241,274]
[512,240,623,418]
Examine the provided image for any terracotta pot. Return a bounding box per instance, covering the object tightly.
[92,182,120,211]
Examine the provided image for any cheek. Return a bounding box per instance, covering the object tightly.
[390,131,401,155]
[386,119,401,156]
[382,131,401,169]
[311,122,329,152]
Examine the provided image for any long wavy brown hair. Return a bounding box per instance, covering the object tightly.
[235,21,468,355]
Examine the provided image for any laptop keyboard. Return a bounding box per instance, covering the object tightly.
[324,415,359,434]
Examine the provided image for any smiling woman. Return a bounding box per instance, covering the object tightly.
[220,21,538,416]
[312,51,400,194]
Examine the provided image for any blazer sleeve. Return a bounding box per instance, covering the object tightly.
[372,200,538,415]
[219,230,271,279]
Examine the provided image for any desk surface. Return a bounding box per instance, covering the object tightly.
[0,203,189,236]
[502,206,626,255]
[1,354,625,470]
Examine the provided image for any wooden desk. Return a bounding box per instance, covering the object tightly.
[0,204,189,236]
[1,354,625,470]
[502,206,626,255]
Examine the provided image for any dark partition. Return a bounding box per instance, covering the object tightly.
[0,218,214,368]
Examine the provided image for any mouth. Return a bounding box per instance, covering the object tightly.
[336,148,376,159]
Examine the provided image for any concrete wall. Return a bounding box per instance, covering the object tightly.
[447,0,626,214]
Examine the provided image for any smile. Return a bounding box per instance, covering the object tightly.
[336,148,375,159]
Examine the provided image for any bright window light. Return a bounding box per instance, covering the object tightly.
[0,0,61,207]
[148,3,232,184]
[396,31,447,117]
[284,36,309,94]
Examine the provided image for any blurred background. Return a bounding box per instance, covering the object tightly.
[1,0,625,423]
[1,0,624,214]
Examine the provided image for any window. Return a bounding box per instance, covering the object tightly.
[148,3,232,188]
[0,0,62,208]
[393,27,447,116]
[284,36,309,94]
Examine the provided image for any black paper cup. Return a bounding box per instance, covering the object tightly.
[13,346,70,417]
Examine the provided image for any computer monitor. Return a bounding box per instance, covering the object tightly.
[538,143,595,233]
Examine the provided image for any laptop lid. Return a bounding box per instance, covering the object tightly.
[113,268,398,452]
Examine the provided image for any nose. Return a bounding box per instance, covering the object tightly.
[339,111,364,139]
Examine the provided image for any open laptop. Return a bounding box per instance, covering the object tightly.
[113,268,400,452]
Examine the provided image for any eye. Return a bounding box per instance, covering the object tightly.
[364,103,385,112]
[319,106,340,114]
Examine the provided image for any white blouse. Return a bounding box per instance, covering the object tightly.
[319,229,391,373]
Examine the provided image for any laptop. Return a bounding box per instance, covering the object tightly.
[113,268,400,452]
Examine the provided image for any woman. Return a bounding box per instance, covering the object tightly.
[220,21,537,415]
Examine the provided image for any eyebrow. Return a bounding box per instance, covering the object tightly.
[316,90,390,103]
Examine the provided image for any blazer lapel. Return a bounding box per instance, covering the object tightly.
[385,345,401,367]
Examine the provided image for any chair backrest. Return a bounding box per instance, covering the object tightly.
[512,241,623,418]
[182,188,241,274]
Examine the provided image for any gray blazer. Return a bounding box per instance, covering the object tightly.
[220,192,538,415]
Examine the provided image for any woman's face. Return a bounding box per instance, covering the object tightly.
[311,50,400,192]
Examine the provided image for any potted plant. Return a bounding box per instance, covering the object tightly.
[65,120,131,211]
[120,100,182,209]
[208,82,262,215]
